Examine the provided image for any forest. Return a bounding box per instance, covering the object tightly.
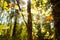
[0,0,60,40]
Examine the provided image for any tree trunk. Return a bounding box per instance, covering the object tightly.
[12,16,17,36]
[50,0,60,39]
[12,0,20,37]
[12,10,18,37]
[27,0,32,40]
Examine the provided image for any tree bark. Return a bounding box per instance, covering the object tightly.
[50,0,60,39]
[12,0,20,37]
[27,0,32,40]
[12,10,18,37]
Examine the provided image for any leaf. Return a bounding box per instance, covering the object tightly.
[3,1,7,7]
[3,1,8,10]
[7,3,15,8]
[0,25,9,30]
[15,4,19,10]
[46,16,54,21]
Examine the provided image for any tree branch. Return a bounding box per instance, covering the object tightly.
[16,0,27,25]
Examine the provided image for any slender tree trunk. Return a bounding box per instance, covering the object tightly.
[50,0,60,39]
[12,16,17,36]
[12,10,18,37]
[12,0,19,37]
[27,0,32,40]
[14,0,32,40]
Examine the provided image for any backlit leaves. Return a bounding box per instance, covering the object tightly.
[46,16,54,22]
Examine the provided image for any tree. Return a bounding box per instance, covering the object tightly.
[16,0,32,40]
[12,0,32,40]
[50,0,60,39]
[12,10,18,37]
[12,0,20,37]
[27,0,32,40]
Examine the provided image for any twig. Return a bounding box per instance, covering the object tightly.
[16,0,27,25]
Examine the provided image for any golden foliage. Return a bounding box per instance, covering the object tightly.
[6,3,15,8]
[46,16,54,21]
[14,4,19,10]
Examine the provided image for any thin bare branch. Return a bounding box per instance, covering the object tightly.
[16,0,27,25]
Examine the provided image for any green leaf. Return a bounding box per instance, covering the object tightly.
[0,25,9,30]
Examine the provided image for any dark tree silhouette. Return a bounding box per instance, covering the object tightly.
[12,10,18,37]
[12,0,22,37]
[12,0,32,40]
[27,0,32,40]
[50,0,60,39]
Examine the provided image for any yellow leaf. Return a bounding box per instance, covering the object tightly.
[15,4,19,10]
[0,25,9,30]
[3,1,7,7]
[3,1,8,10]
[7,3,15,8]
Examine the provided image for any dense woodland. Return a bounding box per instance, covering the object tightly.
[0,0,60,40]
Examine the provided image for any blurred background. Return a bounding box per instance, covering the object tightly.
[0,0,59,40]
